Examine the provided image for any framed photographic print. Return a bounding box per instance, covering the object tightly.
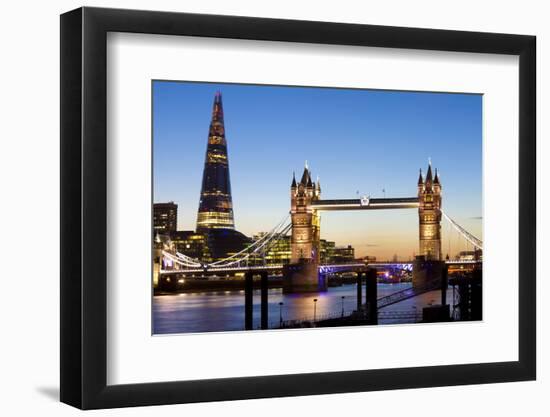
[60,6,536,409]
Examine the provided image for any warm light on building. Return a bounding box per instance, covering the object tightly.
[153,202,178,233]
[418,162,442,260]
[196,92,236,231]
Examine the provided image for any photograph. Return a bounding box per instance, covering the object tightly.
[152,81,483,334]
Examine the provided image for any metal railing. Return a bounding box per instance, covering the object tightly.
[277,309,357,328]
[377,279,441,310]
[274,308,423,329]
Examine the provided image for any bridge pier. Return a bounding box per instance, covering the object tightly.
[412,256,445,289]
[283,260,326,293]
[420,265,451,323]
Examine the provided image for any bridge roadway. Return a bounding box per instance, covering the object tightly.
[159,262,366,275]
[368,259,480,267]
[159,260,480,275]
[311,197,419,211]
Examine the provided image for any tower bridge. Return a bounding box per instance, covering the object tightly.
[157,92,482,296]
[159,160,482,294]
[285,161,447,292]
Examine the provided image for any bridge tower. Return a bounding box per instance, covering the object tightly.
[290,163,321,263]
[417,161,442,260]
[284,163,324,293]
[414,161,445,289]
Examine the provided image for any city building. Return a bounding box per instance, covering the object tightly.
[249,233,350,265]
[167,229,251,263]
[203,228,251,261]
[251,233,292,265]
[196,91,235,231]
[170,231,211,262]
[457,249,483,261]
[331,245,355,263]
[193,92,250,259]
[153,202,178,234]
[319,239,336,263]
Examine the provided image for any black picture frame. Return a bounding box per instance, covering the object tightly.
[60,6,536,410]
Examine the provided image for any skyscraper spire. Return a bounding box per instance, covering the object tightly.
[196,92,235,231]
[211,91,224,124]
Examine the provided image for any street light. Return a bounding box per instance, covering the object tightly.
[278,302,284,327]
[341,296,345,317]
[313,298,318,323]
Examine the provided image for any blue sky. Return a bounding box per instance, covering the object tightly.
[153,81,482,259]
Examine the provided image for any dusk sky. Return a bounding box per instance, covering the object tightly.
[153,81,482,260]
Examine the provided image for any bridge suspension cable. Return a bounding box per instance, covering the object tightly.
[440,209,483,250]
[206,213,291,266]
[163,251,202,268]
[163,214,292,270]
[210,223,292,268]
[175,251,203,267]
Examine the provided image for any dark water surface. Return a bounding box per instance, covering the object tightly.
[153,283,455,334]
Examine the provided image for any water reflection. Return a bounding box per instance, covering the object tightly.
[153,283,454,334]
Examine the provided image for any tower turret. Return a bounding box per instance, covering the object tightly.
[315,176,321,198]
[433,168,441,194]
[300,162,310,185]
[417,169,424,193]
[425,161,433,190]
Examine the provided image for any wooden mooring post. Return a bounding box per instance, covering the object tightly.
[244,271,253,330]
[366,268,378,325]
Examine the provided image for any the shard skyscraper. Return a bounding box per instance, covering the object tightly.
[196,92,236,231]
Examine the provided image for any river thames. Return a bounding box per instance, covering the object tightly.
[153,283,455,334]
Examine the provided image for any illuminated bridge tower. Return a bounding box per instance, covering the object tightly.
[414,161,444,289]
[196,92,235,231]
[290,163,321,263]
[417,162,442,260]
[284,163,324,293]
